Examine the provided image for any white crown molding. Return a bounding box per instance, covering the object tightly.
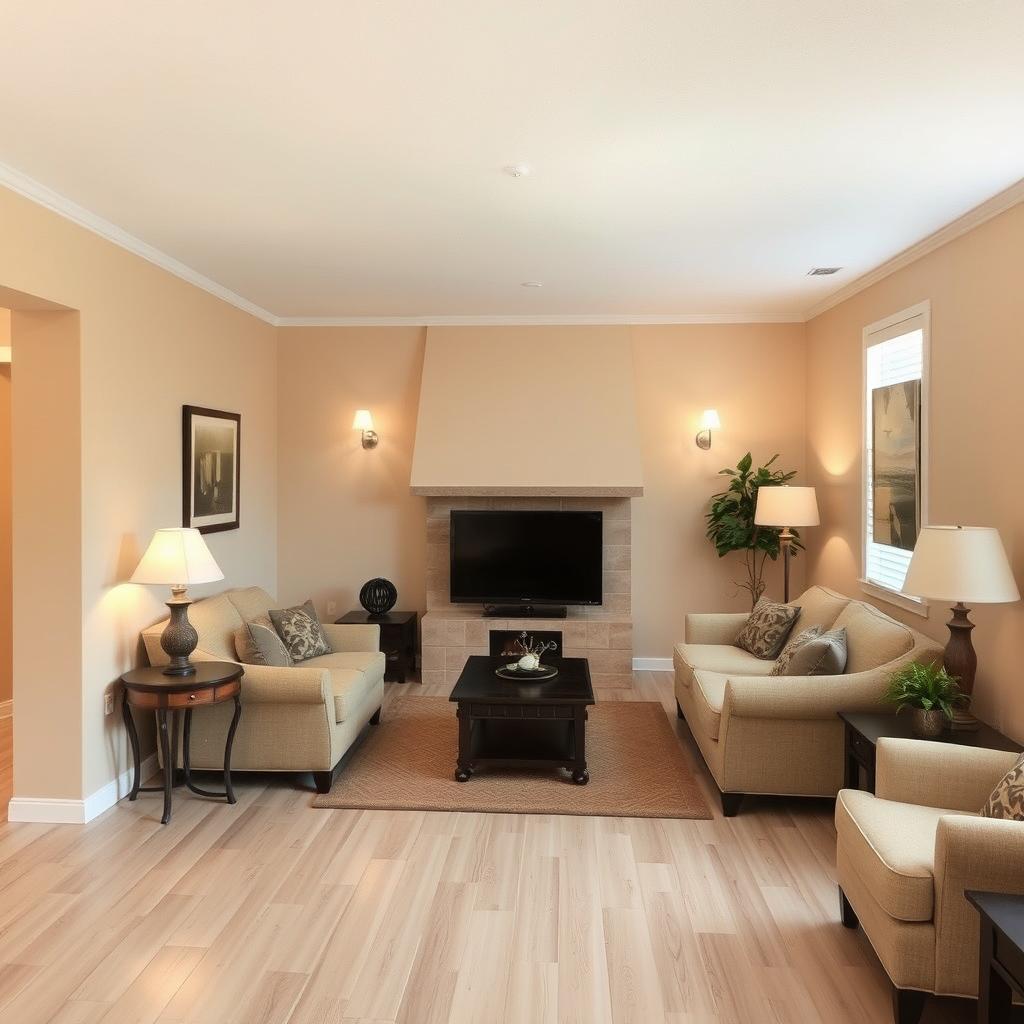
[0,161,278,326]
[803,177,1024,321]
[277,312,802,327]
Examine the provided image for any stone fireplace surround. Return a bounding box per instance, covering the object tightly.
[420,496,633,690]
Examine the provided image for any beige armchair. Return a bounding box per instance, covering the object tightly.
[837,738,1024,1023]
[141,587,386,792]
[674,586,944,814]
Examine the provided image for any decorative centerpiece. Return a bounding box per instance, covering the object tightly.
[359,577,398,616]
[883,661,966,739]
[495,632,560,681]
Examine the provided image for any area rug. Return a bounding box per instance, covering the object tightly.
[312,696,711,819]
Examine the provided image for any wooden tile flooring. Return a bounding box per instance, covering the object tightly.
[0,675,978,1023]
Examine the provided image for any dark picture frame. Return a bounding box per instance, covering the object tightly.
[182,405,240,534]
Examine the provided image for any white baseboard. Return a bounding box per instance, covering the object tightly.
[8,753,158,825]
[0,699,11,719]
[632,657,674,672]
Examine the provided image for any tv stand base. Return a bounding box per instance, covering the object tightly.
[483,605,568,619]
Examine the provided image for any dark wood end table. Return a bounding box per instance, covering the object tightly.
[121,661,243,824]
[838,712,1022,793]
[448,655,595,784]
[967,891,1024,1023]
[337,610,417,684]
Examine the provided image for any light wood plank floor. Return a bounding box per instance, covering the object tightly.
[0,674,979,1023]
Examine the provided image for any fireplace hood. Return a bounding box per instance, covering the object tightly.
[411,326,643,497]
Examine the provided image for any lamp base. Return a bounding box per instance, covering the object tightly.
[161,594,199,676]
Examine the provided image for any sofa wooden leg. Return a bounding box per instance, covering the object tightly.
[312,770,334,794]
[370,706,382,725]
[839,887,859,929]
[676,700,685,721]
[891,986,926,1024]
[720,791,744,817]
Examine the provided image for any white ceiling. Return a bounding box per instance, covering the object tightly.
[1,1,1022,322]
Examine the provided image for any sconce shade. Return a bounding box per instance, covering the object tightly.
[701,409,721,430]
[352,409,375,431]
[131,528,224,586]
[903,526,1020,604]
[754,486,820,527]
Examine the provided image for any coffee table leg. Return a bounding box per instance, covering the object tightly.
[455,705,473,782]
[122,696,141,800]
[571,707,589,785]
[157,709,173,824]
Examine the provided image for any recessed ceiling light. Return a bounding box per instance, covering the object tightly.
[807,266,842,276]
[504,164,532,178]
[521,281,543,288]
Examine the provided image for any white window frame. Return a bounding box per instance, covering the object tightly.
[859,300,930,618]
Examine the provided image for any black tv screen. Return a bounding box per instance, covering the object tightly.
[450,510,603,606]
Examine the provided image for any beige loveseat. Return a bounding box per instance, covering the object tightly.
[142,587,385,792]
[674,585,943,814]
[837,739,1024,1023]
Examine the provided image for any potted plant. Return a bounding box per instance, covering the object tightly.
[883,662,966,738]
[705,452,802,607]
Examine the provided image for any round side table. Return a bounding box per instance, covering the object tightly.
[120,661,243,824]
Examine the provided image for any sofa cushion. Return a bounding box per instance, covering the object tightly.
[981,752,1024,820]
[269,600,332,662]
[788,586,849,634]
[735,596,801,659]
[690,670,728,740]
[226,586,276,623]
[305,651,386,722]
[832,602,914,674]
[770,625,823,676]
[674,642,777,685]
[234,616,293,667]
[185,593,244,662]
[771,627,848,677]
[836,789,974,922]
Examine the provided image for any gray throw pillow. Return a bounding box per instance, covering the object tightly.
[770,625,823,676]
[234,615,293,667]
[268,599,332,662]
[980,753,1024,820]
[735,597,801,660]
[773,627,848,676]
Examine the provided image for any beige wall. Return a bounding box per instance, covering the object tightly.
[0,314,10,705]
[806,201,1024,740]
[277,327,426,616]
[0,185,278,802]
[278,323,809,659]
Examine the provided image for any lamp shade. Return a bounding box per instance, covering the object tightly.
[754,486,820,527]
[130,528,224,587]
[352,409,374,431]
[701,409,721,430]
[903,526,1020,604]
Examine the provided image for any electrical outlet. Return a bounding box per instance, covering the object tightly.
[104,692,115,716]
[326,600,337,616]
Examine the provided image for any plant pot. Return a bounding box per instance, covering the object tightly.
[910,708,947,740]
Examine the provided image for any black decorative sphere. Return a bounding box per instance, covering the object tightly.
[359,577,397,616]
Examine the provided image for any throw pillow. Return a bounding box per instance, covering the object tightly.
[980,753,1024,820]
[770,625,823,676]
[234,615,293,667]
[735,596,801,660]
[772,627,848,676]
[268,599,332,662]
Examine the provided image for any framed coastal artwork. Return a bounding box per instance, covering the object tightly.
[182,405,240,533]
[871,380,920,551]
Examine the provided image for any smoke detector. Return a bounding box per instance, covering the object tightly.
[504,164,532,178]
[807,267,842,276]
[520,281,543,288]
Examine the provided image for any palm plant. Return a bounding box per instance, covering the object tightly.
[883,662,966,718]
[705,453,801,606]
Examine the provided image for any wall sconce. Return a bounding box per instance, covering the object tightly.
[695,409,720,450]
[352,409,379,449]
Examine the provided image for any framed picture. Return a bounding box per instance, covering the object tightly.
[182,405,240,533]
[871,380,920,551]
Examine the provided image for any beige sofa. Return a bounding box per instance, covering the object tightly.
[837,739,1024,1023]
[142,587,385,792]
[674,585,944,814]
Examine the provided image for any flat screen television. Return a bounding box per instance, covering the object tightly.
[449,509,603,609]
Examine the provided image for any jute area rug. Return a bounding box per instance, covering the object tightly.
[312,696,711,819]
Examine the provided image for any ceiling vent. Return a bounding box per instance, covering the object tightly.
[807,266,842,276]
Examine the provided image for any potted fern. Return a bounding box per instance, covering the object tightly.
[883,662,966,738]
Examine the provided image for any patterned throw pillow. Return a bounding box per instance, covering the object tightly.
[980,753,1024,820]
[771,627,848,677]
[735,597,801,660]
[234,615,293,667]
[268,600,332,662]
[770,625,823,676]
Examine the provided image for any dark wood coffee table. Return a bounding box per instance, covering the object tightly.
[449,655,595,784]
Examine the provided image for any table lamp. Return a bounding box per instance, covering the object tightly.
[902,525,1020,729]
[131,527,225,675]
[754,485,820,602]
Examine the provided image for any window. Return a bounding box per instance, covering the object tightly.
[861,302,929,613]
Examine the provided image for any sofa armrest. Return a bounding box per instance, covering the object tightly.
[876,737,1019,811]
[684,612,749,645]
[722,669,890,721]
[322,623,380,653]
[234,663,331,705]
